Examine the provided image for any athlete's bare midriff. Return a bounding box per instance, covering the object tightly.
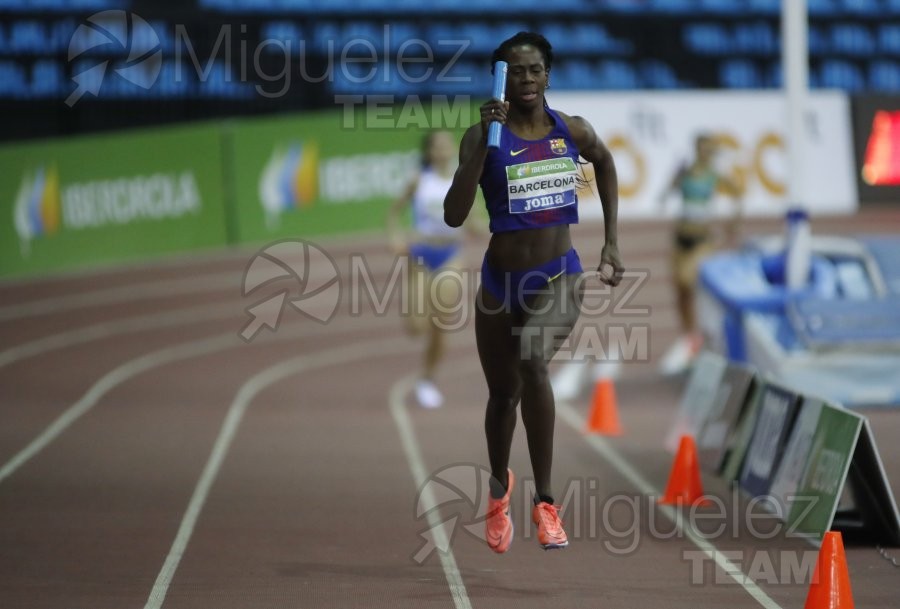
[485,224,573,271]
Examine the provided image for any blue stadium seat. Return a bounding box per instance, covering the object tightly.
[573,23,634,55]
[699,0,746,13]
[734,22,777,54]
[880,24,900,54]
[543,23,578,53]
[639,60,681,88]
[648,0,696,12]
[870,61,900,91]
[311,21,341,54]
[597,60,639,89]
[341,21,383,49]
[808,0,840,15]
[604,0,646,14]
[683,23,732,55]
[746,0,779,14]
[383,22,420,54]
[719,59,762,88]
[553,59,595,90]
[458,22,497,55]
[830,24,876,56]
[888,0,900,14]
[819,59,865,90]
[493,22,531,43]
[424,23,461,51]
[808,25,830,55]
[841,0,882,14]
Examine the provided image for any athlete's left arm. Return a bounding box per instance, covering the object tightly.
[563,113,624,287]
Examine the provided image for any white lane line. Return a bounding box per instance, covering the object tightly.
[144,337,416,609]
[555,401,784,609]
[389,376,473,609]
[0,301,240,369]
[0,272,238,322]
[0,251,398,323]
[0,315,375,486]
[0,251,406,367]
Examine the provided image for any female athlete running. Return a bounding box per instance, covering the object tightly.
[657,134,743,376]
[444,32,624,552]
[388,130,465,409]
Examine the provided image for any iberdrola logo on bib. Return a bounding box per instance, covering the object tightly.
[506,158,578,214]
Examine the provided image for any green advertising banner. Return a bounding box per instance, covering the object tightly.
[0,124,229,277]
[787,404,863,540]
[228,100,477,244]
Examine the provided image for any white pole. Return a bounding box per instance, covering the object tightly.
[783,0,812,289]
[783,0,808,210]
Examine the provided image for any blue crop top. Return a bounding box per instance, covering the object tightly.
[479,107,581,233]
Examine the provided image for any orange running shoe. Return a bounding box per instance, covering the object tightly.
[485,469,514,553]
[532,501,568,549]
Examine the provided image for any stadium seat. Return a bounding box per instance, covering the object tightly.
[720,59,762,88]
[869,61,900,91]
[880,25,900,54]
[808,25,831,55]
[699,0,746,14]
[458,22,496,55]
[831,23,876,56]
[746,0,779,14]
[597,60,639,89]
[841,0,882,14]
[734,22,777,54]
[649,0,696,12]
[819,59,866,91]
[639,60,681,89]
[683,24,732,55]
[808,0,840,15]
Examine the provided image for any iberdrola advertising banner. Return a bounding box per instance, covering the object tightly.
[0,124,229,277]
[228,99,476,243]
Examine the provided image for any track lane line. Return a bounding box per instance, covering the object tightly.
[143,337,417,609]
[0,250,399,323]
[389,375,473,609]
[0,315,378,486]
[391,356,786,609]
[555,400,784,609]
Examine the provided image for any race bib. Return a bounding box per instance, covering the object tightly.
[506,158,578,214]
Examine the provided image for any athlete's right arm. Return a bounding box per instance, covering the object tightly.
[443,125,488,228]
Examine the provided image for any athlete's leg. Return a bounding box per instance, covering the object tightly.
[423,257,464,380]
[517,273,583,500]
[404,259,429,337]
[475,285,522,498]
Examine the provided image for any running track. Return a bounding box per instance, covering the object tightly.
[1,212,899,609]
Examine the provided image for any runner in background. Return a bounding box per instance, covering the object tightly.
[387,130,470,409]
[657,133,743,376]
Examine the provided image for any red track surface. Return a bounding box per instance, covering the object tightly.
[2,213,899,609]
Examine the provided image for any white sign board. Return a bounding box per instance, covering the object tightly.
[550,91,857,219]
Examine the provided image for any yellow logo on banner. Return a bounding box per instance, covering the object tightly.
[259,141,319,228]
[14,164,61,257]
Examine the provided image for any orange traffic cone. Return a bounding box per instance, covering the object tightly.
[586,378,622,436]
[804,531,855,609]
[658,435,711,506]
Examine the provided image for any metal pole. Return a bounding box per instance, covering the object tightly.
[783,0,809,210]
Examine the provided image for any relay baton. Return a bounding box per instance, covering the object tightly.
[487,60,508,149]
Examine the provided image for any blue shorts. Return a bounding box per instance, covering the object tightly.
[409,242,460,272]
[481,248,583,313]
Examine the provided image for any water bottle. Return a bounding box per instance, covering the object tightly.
[785,207,811,290]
